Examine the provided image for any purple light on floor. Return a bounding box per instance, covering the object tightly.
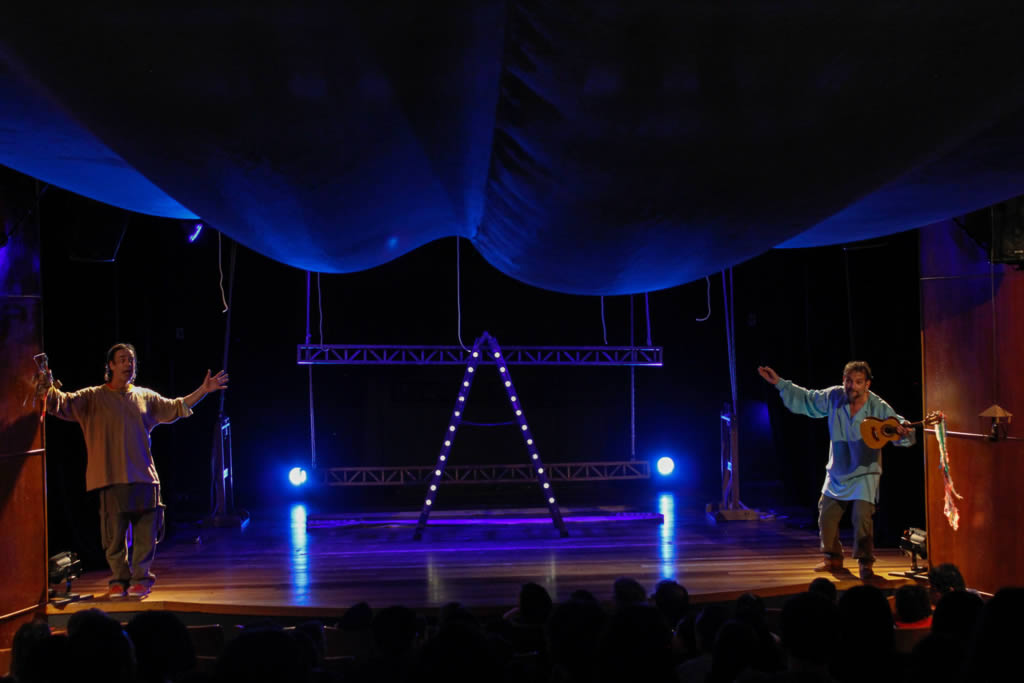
[306,512,663,528]
[187,222,203,242]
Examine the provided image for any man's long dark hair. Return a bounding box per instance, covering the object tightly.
[104,343,137,382]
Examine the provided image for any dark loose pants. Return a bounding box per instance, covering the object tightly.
[99,483,163,588]
[818,494,875,564]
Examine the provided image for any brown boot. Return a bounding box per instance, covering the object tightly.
[858,561,880,583]
[813,556,843,572]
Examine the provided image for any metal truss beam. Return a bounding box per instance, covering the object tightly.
[297,344,662,367]
[321,461,651,486]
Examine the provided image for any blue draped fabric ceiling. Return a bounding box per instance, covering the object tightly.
[2,2,1024,294]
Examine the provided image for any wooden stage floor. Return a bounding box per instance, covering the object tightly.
[47,494,916,620]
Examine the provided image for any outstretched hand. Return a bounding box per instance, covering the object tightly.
[757,366,780,385]
[201,369,229,393]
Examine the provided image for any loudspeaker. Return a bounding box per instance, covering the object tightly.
[960,196,1024,265]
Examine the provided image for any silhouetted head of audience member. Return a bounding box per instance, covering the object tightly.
[517,582,553,625]
[808,577,838,603]
[928,563,966,598]
[10,621,52,683]
[293,620,326,666]
[125,611,196,683]
[966,586,1024,683]
[733,592,784,673]
[734,593,766,625]
[421,604,498,683]
[216,627,310,683]
[694,603,729,655]
[288,625,321,678]
[910,633,966,683]
[16,633,70,683]
[613,577,648,608]
[546,599,608,683]
[597,604,675,683]
[780,592,839,669]
[371,605,419,658]
[894,584,933,625]
[838,584,894,645]
[652,579,690,630]
[931,589,984,643]
[709,619,757,683]
[835,585,894,682]
[338,601,373,630]
[569,589,599,604]
[66,608,136,683]
[438,602,479,630]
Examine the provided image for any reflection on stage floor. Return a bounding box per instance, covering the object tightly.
[48,492,915,619]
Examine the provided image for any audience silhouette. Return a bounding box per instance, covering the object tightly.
[4,563,1020,683]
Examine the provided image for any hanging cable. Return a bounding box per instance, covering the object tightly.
[317,272,325,347]
[629,294,636,461]
[308,363,317,470]
[600,296,609,344]
[305,271,318,471]
[723,269,738,415]
[644,292,652,345]
[217,232,229,312]
[696,276,711,321]
[305,272,312,345]
[456,237,470,351]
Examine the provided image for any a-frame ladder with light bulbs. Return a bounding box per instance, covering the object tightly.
[413,331,569,539]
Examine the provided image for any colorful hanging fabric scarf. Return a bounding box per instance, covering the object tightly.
[934,414,962,530]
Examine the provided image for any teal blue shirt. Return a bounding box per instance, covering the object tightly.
[776,379,915,503]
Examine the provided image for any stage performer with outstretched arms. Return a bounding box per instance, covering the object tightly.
[43,343,228,598]
[757,361,913,582]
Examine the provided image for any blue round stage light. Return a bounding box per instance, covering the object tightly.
[656,456,676,476]
[288,467,308,486]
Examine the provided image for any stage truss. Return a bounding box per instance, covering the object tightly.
[321,460,651,486]
[298,344,663,367]
[296,327,664,538]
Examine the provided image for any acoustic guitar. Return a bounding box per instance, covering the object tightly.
[860,411,943,449]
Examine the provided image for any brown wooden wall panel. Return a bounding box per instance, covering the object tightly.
[0,455,48,645]
[0,182,47,650]
[0,299,44,458]
[920,220,1024,594]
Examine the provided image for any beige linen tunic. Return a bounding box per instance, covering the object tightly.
[47,384,192,491]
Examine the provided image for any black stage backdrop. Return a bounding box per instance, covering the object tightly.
[30,174,923,572]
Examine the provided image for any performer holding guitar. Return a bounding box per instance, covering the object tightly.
[758,361,915,582]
